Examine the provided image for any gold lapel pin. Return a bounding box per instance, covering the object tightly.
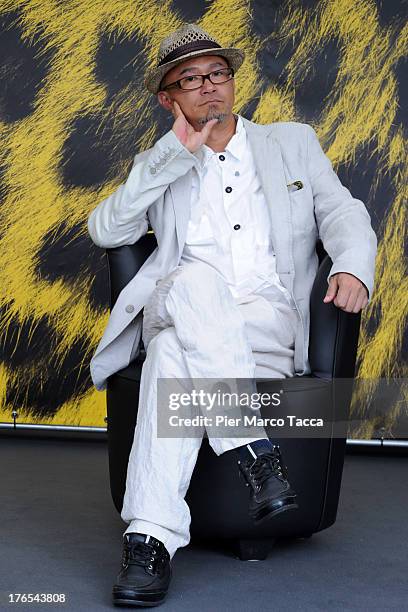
[287,180,303,192]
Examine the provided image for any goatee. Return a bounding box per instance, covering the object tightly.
[197,109,228,126]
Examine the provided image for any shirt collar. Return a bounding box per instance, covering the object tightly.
[194,113,245,170]
[224,114,245,161]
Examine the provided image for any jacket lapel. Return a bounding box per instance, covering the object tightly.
[169,171,192,259]
[241,116,293,275]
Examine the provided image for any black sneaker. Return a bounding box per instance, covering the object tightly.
[238,444,299,523]
[112,533,172,607]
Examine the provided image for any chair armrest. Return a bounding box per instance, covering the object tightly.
[309,244,361,379]
[105,233,157,308]
[105,237,362,380]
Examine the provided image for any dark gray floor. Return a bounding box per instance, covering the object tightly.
[0,435,407,611]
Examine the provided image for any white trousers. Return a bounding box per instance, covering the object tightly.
[121,262,299,559]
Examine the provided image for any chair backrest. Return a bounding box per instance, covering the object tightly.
[105,237,361,380]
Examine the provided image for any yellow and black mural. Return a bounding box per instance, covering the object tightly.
[0,1,406,435]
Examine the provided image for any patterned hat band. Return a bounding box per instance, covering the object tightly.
[157,40,222,66]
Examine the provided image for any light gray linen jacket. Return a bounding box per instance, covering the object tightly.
[87,116,377,391]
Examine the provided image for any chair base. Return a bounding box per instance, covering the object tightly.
[231,538,273,561]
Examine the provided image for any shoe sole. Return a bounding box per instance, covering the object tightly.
[251,498,299,524]
[112,589,167,607]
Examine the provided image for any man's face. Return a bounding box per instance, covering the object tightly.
[157,55,235,126]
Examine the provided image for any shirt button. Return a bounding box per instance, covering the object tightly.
[225,186,232,193]
[235,171,240,176]
[219,155,225,161]
[233,224,241,230]
[125,305,135,313]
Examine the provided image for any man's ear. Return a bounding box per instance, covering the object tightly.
[157,91,172,111]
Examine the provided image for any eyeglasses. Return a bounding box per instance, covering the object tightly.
[161,67,235,91]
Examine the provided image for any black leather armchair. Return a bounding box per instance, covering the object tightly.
[105,236,360,560]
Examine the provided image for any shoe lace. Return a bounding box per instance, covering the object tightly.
[248,449,287,487]
[122,541,160,572]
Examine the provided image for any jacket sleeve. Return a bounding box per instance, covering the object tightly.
[87,129,197,248]
[305,123,378,303]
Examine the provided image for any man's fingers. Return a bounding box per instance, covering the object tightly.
[201,118,218,140]
[342,290,359,312]
[323,276,338,302]
[333,286,351,309]
[206,118,218,129]
[351,294,366,313]
[323,273,369,312]
[173,100,183,118]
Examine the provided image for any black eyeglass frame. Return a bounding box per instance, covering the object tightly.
[160,67,235,91]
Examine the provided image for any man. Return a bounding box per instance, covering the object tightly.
[87,23,377,607]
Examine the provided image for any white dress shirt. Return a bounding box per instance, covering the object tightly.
[179,113,296,309]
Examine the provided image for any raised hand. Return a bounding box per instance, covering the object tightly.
[171,101,218,153]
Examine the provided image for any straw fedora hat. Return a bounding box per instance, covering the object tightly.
[144,23,245,95]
